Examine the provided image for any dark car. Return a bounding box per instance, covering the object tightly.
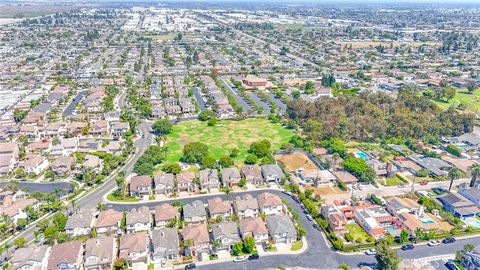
[185,263,196,270]
[248,254,260,260]
[445,260,460,270]
[401,244,414,251]
[313,223,321,231]
[442,237,456,244]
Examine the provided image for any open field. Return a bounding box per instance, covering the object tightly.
[164,118,294,165]
[434,88,480,114]
[275,152,319,172]
[337,41,441,49]
[0,5,75,19]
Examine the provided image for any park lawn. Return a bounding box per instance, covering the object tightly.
[434,88,480,113]
[346,224,370,243]
[164,118,294,165]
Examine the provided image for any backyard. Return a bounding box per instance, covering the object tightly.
[164,118,294,165]
[346,223,371,243]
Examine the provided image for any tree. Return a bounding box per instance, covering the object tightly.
[244,154,257,165]
[14,237,26,248]
[201,155,217,169]
[152,118,172,135]
[442,87,456,102]
[219,155,234,167]
[469,164,480,187]
[230,148,240,158]
[13,109,27,123]
[113,258,128,270]
[232,242,243,256]
[198,110,216,121]
[183,142,209,163]
[448,167,461,192]
[52,212,67,230]
[466,80,478,94]
[399,229,409,244]
[243,236,256,254]
[43,226,59,244]
[375,238,401,270]
[249,139,271,158]
[339,263,350,270]
[161,163,182,174]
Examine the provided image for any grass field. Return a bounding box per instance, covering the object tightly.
[164,118,294,165]
[434,88,480,114]
[383,175,406,186]
[346,224,370,243]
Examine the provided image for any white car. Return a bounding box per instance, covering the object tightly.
[233,256,248,263]
[428,240,441,246]
[160,259,167,268]
[306,215,313,221]
[365,248,377,255]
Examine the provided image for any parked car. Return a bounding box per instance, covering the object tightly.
[428,240,441,246]
[306,215,313,221]
[282,191,293,196]
[161,259,167,268]
[401,244,414,250]
[365,248,377,255]
[234,256,248,263]
[420,181,428,186]
[248,254,260,260]
[445,260,460,270]
[313,223,321,231]
[185,263,196,270]
[442,237,456,244]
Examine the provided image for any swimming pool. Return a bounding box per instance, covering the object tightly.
[421,219,435,225]
[384,226,397,231]
[464,217,480,229]
[356,151,368,160]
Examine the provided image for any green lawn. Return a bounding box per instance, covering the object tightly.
[434,88,480,113]
[383,175,405,186]
[164,118,294,165]
[346,224,370,243]
[290,240,303,251]
[107,193,140,202]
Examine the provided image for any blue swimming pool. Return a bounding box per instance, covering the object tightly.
[356,151,368,160]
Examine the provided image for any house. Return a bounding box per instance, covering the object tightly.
[437,193,480,219]
[397,212,441,234]
[176,172,197,193]
[12,245,50,270]
[95,209,123,235]
[153,173,175,195]
[320,204,348,235]
[110,122,129,137]
[84,236,116,270]
[240,165,264,185]
[198,169,220,190]
[183,200,207,224]
[242,75,267,88]
[265,215,298,244]
[18,155,49,175]
[154,203,179,228]
[182,224,210,259]
[459,183,480,207]
[233,194,260,219]
[0,198,37,223]
[408,155,452,177]
[211,222,241,251]
[260,164,285,183]
[50,156,74,176]
[47,241,84,270]
[238,217,269,244]
[119,232,150,264]
[129,176,152,197]
[151,227,179,261]
[220,167,241,187]
[126,206,151,233]
[385,197,421,216]
[257,192,284,216]
[65,211,94,237]
[207,197,232,219]
[90,120,108,136]
[353,205,395,238]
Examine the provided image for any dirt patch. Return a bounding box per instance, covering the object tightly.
[275,153,319,172]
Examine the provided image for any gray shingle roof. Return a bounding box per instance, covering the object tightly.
[183,200,207,219]
[265,215,297,239]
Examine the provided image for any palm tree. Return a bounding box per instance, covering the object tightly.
[448,167,461,192]
[469,164,480,187]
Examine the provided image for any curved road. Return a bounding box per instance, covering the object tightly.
[106,189,480,269]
